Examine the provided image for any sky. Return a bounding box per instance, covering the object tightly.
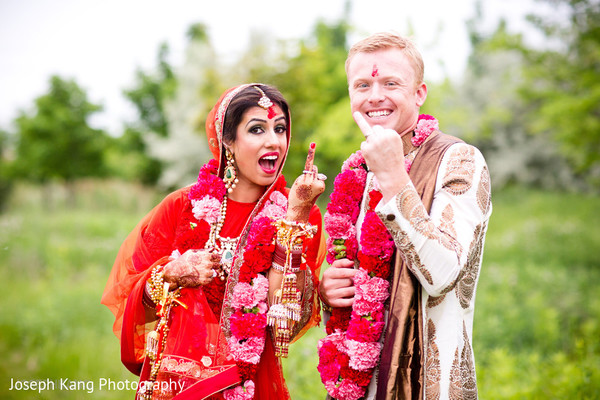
[0,0,539,134]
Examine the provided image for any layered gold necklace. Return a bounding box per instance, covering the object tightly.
[205,195,239,279]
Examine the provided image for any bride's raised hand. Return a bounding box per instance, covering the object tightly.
[287,142,326,223]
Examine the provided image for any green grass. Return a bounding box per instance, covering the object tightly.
[1,182,599,399]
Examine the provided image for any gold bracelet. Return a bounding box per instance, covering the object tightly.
[147,265,166,305]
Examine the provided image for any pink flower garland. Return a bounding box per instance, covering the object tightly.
[185,158,287,399]
[318,115,437,399]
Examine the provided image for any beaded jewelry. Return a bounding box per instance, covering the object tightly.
[254,86,277,119]
[203,195,239,280]
[267,219,317,357]
[223,148,239,193]
[141,264,186,400]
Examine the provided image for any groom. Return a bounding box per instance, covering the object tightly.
[318,32,492,399]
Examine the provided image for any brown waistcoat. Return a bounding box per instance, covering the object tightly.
[375,131,463,400]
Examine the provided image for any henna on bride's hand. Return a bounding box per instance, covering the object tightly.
[296,184,312,201]
[289,205,312,222]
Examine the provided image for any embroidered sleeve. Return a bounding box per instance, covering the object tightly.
[375,143,492,297]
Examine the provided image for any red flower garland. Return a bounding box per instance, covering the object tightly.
[170,158,287,399]
[318,115,437,399]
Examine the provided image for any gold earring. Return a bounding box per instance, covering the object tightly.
[224,148,238,193]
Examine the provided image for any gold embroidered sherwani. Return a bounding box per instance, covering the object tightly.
[359,131,492,399]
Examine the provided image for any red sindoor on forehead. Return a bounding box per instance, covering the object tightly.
[371,64,379,77]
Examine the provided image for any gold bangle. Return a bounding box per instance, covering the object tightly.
[147,265,167,305]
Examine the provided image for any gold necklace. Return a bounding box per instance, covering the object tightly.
[206,195,239,279]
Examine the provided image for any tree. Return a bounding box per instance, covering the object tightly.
[273,16,351,190]
[146,23,221,189]
[519,0,600,186]
[426,2,590,191]
[118,42,177,184]
[0,129,13,212]
[14,75,109,186]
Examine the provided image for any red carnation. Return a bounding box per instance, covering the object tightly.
[326,307,352,334]
[340,366,373,387]
[237,361,259,382]
[357,253,391,278]
[346,316,385,342]
[360,212,394,260]
[368,190,383,211]
[230,311,267,339]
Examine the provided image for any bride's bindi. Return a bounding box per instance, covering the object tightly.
[371,64,379,77]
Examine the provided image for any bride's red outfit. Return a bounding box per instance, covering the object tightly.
[102,85,325,399]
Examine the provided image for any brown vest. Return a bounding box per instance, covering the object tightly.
[376,131,463,400]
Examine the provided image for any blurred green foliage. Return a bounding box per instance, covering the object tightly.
[12,76,110,185]
[2,0,599,193]
[0,182,599,399]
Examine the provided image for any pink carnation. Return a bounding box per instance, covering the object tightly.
[269,190,288,210]
[319,332,347,353]
[353,168,368,187]
[223,380,255,400]
[325,379,365,400]
[354,271,390,303]
[317,340,343,383]
[230,275,268,310]
[257,190,287,219]
[252,274,269,302]
[342,151,365,172]
[245,217,277,251]
[412,116,438,147]
[324,213,353,239]
[189,173,226,201]
[231,282,256,309]
[228,336,265,364]
[345,339,382,370]
[327,191,361,224]
[332,170,364,204]
[191,195,221,224]
[352,298,384,316]
[257,203,285,220]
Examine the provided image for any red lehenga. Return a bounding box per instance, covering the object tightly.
[101,184,324,399]
[102,83,325,399]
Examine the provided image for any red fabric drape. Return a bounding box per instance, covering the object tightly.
[102,188,325,399]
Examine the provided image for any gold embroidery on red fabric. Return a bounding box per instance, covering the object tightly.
[442,146,475,196]
[457,223,485,309]
[476,166,491,215]
[160,355,230,380]
[425,319,441,400]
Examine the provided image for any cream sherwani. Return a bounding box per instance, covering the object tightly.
[362,141,492,399]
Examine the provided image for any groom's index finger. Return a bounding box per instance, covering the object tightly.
[353,111,372,138]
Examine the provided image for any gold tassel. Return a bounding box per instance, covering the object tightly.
[146,330,159,361]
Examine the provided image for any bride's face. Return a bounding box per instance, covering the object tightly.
[228,105,288,192]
